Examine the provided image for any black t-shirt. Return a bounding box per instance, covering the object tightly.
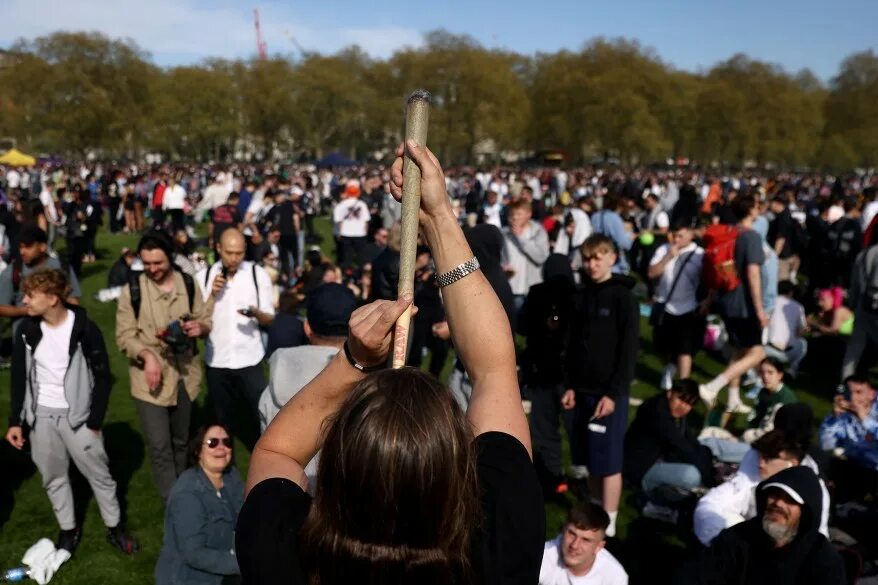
[235,431,544,585]
[269,200,297,236]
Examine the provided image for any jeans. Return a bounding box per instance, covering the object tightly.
[641,462,702,493]
[700,437,750,464]
[763,338,808,376]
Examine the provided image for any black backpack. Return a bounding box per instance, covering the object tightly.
[129,269,195,320]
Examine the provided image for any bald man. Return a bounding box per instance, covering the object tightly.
[198,229,276,447]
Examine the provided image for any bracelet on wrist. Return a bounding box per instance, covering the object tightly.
[342,340,385,373]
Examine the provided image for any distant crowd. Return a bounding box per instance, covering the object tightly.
[2,158,878,584]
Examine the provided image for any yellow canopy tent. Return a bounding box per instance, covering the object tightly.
[0,148,36,166]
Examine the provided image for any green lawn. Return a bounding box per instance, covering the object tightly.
[0,217,837,584]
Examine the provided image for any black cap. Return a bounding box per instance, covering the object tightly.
[306,283,357,337]
[18,224,48,245]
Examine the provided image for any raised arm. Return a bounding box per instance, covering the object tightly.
[246,296,411,494]
[391,141,531,455]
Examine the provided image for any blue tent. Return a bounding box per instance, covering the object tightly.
[316,151,358,167]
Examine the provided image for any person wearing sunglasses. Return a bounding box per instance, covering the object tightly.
[156,424,244,585]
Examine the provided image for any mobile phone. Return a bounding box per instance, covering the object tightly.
[221,266,230,279]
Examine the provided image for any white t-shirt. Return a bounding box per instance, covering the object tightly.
[162,184,187,210]
[649,243,703,315]
[332,198,370,237]
[39,189,59,222]
[35,310,75,409]
[483,202,504,228]
[767,295,806,350]
[6,169,21,189]
[199,262,275,369]
[539,537,628,585]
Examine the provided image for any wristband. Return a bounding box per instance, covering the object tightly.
[343,341,385,373]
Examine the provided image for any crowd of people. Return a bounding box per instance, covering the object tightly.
[2,152,878,584]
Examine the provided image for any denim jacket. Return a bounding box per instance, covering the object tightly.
[156,466,245,585]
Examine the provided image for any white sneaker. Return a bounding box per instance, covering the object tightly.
[660,363,677,391]
[725,401,753,415]
[699,384,719,409]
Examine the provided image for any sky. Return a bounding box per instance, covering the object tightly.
[3,0,876,80]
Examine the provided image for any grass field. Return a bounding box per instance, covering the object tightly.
[0,217,838,583]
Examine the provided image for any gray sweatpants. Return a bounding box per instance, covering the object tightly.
[30,406,120,530]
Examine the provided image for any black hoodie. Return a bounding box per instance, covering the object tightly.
[519,254,575,385]
[563,274,639,397]
[677,466,845,585]
[464,224,517,332]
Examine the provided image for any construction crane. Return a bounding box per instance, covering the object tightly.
[253,8,268,60]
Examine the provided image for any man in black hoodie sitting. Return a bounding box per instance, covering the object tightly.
[624,379,714,494]
[678,465,845,585]
[563,234,639,537]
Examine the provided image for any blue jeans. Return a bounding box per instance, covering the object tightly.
[700,437,750,464]
[763,338,807,375]
[642,462,702,493]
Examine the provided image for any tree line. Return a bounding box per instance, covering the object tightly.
[0,30,876,169]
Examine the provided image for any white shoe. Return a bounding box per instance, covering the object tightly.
[660,363,677,391]
[699,384,719,409]
[725,401,753,415]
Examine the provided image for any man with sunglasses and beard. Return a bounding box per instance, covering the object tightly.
[678,466,844,585]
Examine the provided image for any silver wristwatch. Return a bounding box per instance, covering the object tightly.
[435,257,481,288]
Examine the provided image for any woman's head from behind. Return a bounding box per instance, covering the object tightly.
[302,367,478,583]
[190,424,234,475]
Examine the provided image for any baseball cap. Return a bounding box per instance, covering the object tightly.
[18,225,48,245]
[760,482,805,505]
[306,283,357,337]
[344,179,361,197]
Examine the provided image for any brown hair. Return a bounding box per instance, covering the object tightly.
[188,423,234,470]
[567,502,610,533]
[580,233,617,258]
[21,268,71,300]
[508,198,532,214]
[301,367,479,584]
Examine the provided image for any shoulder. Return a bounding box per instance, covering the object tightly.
[594,548,629,580]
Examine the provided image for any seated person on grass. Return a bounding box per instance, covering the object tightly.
[624,379,715,494]
[694,428,830,546]
[539,502,628,585]
[820,374,878,469]
[699,357,798,463]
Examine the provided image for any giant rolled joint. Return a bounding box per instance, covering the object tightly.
[392,89,431,369]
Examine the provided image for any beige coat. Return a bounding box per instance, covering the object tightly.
[115,272,212,406]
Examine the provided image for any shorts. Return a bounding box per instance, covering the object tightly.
[568,393,628,476]
[722,316,762,349]
[654,310,703,357]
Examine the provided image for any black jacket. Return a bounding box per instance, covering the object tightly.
[369,247,400,302]
[520,254,575,386]
[564,274,639,397]
[678,466,845,585]
[10,305,112,431]
[624,394,715,488]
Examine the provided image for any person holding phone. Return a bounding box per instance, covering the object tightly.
[197,229,274,448]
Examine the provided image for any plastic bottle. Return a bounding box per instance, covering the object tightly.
[1,567,30,582]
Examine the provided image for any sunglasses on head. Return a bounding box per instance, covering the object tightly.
[205,437,233,449]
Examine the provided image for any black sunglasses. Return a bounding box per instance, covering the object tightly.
[205,437,233,449]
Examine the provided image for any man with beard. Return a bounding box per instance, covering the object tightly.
[678,466,844,585]
[116,232,212,501]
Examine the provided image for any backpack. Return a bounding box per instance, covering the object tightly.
[129,269,195,320]
[701,224,741,293]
